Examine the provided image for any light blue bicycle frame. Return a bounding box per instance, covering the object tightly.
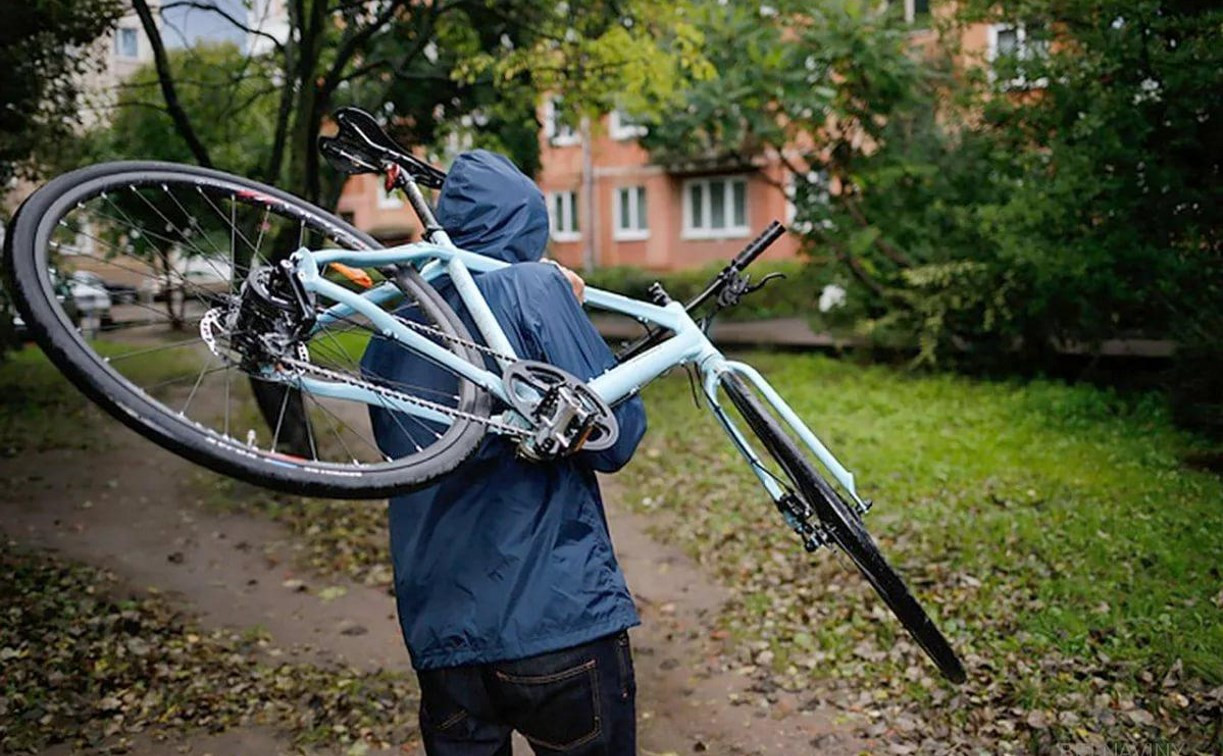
[285,233,865,509]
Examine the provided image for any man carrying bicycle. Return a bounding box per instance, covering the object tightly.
[361,149,647,755]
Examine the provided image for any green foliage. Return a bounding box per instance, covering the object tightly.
[642,0,1221,383]
[0,0,123,182]
[77,0,705,207]
[951,0,1222,354]
[638,0,913,166]
[82,43,279,177]
[456,0,712,128]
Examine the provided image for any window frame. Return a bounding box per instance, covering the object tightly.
[543,98,580,147]
[613,185,649,241]
[548,190,581,242]
[681,176,750,240]
[986,23,1050,90]
[903,0,930,25]
[115,27,139,59]
[608,110,648,141]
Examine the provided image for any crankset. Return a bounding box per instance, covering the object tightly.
[503,360,619,461]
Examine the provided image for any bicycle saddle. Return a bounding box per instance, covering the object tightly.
[318,107,448,189]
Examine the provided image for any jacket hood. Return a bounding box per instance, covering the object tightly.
[436,150,548,264]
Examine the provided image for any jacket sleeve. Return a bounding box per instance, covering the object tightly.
[524,265,647,472]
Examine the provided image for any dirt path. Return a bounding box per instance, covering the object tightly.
[604,482,863,755]
[1,418,858,754]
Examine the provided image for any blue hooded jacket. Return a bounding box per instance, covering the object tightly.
[360,150,647,670]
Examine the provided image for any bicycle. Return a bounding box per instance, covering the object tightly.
[3,107,966,683]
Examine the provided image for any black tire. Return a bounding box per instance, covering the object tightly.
[4,161,490,499]
[720,373,967,683]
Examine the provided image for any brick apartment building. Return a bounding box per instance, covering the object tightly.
[534,105,803,272]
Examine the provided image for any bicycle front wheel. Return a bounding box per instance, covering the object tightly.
[4,161,490,498]
[720,373,967,683]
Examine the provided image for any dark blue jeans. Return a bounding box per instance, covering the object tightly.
[415,630,637,755]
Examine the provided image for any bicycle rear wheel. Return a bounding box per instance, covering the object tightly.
[719,373,966,683]
[4,161,491,498]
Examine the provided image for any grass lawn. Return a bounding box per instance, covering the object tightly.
[0,341,200,455]
[617,351,1222,751]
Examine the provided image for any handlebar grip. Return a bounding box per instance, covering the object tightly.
[731,220,786,271]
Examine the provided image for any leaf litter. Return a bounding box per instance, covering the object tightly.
[0,540,418,753]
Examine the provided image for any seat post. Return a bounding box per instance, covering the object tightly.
[398,175,445,242]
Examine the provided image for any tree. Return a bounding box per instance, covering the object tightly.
[93,43,280,176]
[644,0,1221,373]
[122,0,704,205]
[0,0,124,185]
[637,0,962,349]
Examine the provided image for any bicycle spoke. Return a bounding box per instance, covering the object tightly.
[128,186,233,286]
[180,353,216,415]
[103,337,208,363]
[223,353,233,438]
[195,187,269,271]
[303,390,369,464]
[270,384,292,453]
[141,364,231,393]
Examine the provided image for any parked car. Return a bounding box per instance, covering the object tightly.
[138,266,231,303]
[71,270,138,305]
[68,276,112,330]
[1,269,80,343]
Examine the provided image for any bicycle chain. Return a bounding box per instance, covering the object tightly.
[380,306,517,364]
[278,355,529,438]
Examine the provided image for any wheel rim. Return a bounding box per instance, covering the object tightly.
[21,166,486,484]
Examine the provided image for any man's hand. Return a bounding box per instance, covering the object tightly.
[546,260,586,303]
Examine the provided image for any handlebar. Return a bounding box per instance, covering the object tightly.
[683,220,786,313]
[613,220,787,363]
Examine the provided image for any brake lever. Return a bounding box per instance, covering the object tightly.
[715,271,787,309]
[745,271,786,295]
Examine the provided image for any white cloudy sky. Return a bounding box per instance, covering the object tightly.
[160,0,249,48]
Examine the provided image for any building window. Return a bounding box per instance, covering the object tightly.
[614,186,648,241]
[609,110,647,141]
[682,177,749,239]
[548,191,580,241]
[377,183,403,209]
[543,98,580,147]
[901,0,929,24]
[115,27,139,59]
[987,23,1050,89]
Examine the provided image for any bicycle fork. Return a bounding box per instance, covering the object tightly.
[699,357,872,552]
